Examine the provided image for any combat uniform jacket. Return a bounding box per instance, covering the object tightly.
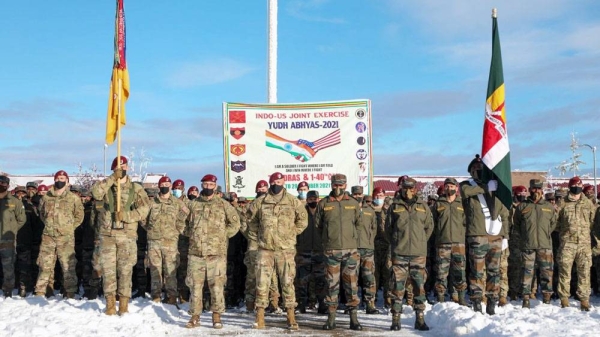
[144,194,189,241]
[357,203,377,250]
[557,193,595,245]
[39,188,84,238]
[248,189,308,251]
[91,176,150,238]
[315,193,360,250]
[386,198,433,256]
[0,193,26,247]
[460,180,509,237]
[432,196,466,244]
[296,206,322,252]
[514,198,557,250]
[187,195,240,257]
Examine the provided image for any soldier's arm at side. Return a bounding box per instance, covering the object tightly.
[293,199,308,235]
[246,201,259,241]
[73,195,85,228]
[176,200,190,235]
[499,203,510,238]
[15,197,27,228]
[224,201,241,238]
[424,206,434,240]
[385,204,394,242]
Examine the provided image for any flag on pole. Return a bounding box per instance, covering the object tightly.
[105,0,130,145]
[482,9,512,210]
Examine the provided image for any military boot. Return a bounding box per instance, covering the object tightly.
[436,292,445,303]
[522,295,530,309]
[472,299,483,313]
[580,299,590,311]
[349,308,362,331]
[186,314,200,328]
[322,309,336,330]
[542,293,552,304]
[3,289,12,298]
[390,313,401,331]
[212,312,223,329]
[85,288,98,300]
[245,300,255,314]
[286,308,299,330]
[253,308,265,329]
[118,296,130,315]
[19,286,27,298]
[457,290,467,306]
[560,298,569,308]
[45,285,54,298]
[498,296,508,307]
[317,300,328,314]
[165,295,177,305]
[486,298,496,315]
[414,310,430,331]
[296,302,306,314]
[366,301,380,314]
[105,295,117,316]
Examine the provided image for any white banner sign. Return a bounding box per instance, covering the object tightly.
[223,99,373,198]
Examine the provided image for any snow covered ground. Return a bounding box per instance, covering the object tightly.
[1,292,599,336]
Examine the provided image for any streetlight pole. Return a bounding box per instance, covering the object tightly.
[581,143,597,200]
[104,144,108,177]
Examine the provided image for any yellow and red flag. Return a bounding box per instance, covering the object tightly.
[105,0,130,145]
[481,11,512,210]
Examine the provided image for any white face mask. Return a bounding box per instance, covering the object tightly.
[373,198,383,206]
[298,191,307,200]
[172,189,183,198]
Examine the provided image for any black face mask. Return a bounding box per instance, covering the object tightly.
[307,201,318,209]
[270,184,283,194]
[31,194,41,205]
[256,191,266,198]
[0,186,7,193]
[188,195,197,200]
[446,189,456,196]
[332,187,344,197]
[159,187,170,195]
[201,188,214,196]
[516,195,527,203]
[54,181,66,190]
[570,186,583,195]
[355,197,363,204]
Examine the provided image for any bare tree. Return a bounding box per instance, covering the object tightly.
[555,132,585,177]
[72,162,102,191]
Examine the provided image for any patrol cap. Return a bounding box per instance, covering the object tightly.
[37,184,48,192]
[26,182,38,189]
[364,195,373,202]
[444,178,458,186]
[307,190,319,199]
[545,192,555,200]
[70,185,81,193]
[554,189,567,198]
[467,154,482,173]
[173,179,185,188]
[80,189,91,197]
[255,180,268,191]
[54,170,69,181]
[111,156,128,170]
[0,175,9,184]
[396,175,408,187]
[569,176,582,186]
[269,172,284,184]
[158,176,172,185]
[402,177,417,189]
[201,175,217,183]
[216,185,223,193]
[351,186,363,194]
[529,179,544,189]
[373,187,385,195]
[297,181,308,190]
[188,186,199,193]
[238,196,247,203]
[331,174,347,185]
[14,186,26,193]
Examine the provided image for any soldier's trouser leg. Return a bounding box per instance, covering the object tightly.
[133,242,147,295]
[374,247,390,301]
[499,247,509,299]
[177,235,190,300]
[206,255,227,313]
[244,249,257,303]
[558,242,591,300]
[468,235,502,301]
[1,248,16,294]
[81,248,93,294]
[313,253,328,302]
[594,255,600,293]
[536,249,553,295]
[55,236,78,294]
[186,255,206,315]
[34,235,58,294]
[435,244,451,296]
[358,248,376,303]
[90,240,102,290]
[324,249,360,308]
[255,249,276,309]
[16,245,31,292]
[390,255,428,312]
[295,251,312,306]
[151,240,179,299]
[269,265,280,304]
[508,244,522,297]
[258,249,297,309]
[100,235,137,298]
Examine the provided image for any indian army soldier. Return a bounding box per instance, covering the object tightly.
[91,156,150,315]
[432,178,467,305]
[248,172,307,330]
[351,185,379,314]
[557,176,595,311]
[513,179,557,308]
[34,170,84,299]
[460,154,509,315]
[386,178,433,331]
[0,175,27,297]
[372,187,391,308]
[297,181,309,202]
[184,174,240,329]
[144,176,189,304]
[508,185,527,301]
[315,174,362,331]
[15,182,39,297]
[295,190,327,313]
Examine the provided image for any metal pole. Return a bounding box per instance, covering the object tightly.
[267,0,278,103]
[582,144,597,200]
[104,144,108,177]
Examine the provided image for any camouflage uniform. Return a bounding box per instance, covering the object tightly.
[144,194,189,300]
[431,194,467,300]
[247,189,307,310]
[91,175,150,299]
[386,196,434,313]
[357,202,378,307]
[295,204,326,309]
[514,195,557,300]
[34,187,84,296]
[557,193,595,303]
[0,190,27,295]
[314,193,361,311]
[185,194,240,316]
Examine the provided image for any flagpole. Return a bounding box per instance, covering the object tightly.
[267,0,277,103]
[116,77,122,213]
